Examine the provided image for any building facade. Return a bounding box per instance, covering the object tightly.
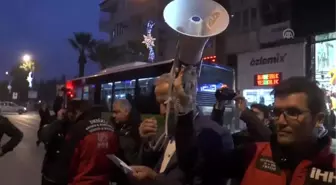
[216,0,293,58]
[99,0,216,65]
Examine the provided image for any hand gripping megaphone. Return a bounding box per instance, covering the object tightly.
[163,0,230,65]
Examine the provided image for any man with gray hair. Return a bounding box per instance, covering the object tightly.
[111,98,142,166]
[112,99,132,124]
[129,70,233,185]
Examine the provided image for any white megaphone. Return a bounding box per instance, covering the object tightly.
[163,0,230,65]
[149,0,230,152]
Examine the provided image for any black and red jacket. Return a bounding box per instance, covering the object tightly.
[240,136,336,185]
[175,112,336,185]
[51,113,118,185]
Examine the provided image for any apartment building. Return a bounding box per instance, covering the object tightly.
[217,0,292,56]
[99,0,216,64]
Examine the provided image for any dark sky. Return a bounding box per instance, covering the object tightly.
[0,0,107,81]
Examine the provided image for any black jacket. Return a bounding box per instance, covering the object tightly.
[211,105,273,147]
[0,116,23,155]
[232,109,274,147]
[113,107,142,165]
[139,114,233,185]
[53,96,63,114]
[40,118,72,178]
[39,108,51,127]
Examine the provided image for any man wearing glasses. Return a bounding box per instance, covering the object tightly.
[176,77,336,185]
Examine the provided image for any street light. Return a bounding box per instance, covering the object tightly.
[22,54,31,62]
[5,71,11,93]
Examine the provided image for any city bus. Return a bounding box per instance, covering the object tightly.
[66,57,234,116]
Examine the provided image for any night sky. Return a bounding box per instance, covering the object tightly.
[0,0,107,81]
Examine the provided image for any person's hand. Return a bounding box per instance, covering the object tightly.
[173,67,184,93]
[174,67,192,108]
[233,95,247,111]
[139,118,157,139]
[129,166,157,181]
[57,109,66,120]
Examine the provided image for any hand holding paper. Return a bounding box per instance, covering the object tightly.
[107,154,133,174]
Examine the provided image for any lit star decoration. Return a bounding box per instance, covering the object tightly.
[142,20,156,62]
[27,71,33,88]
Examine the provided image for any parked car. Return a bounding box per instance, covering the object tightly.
[0,101,27,114]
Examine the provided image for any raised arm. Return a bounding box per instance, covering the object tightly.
[0,117,23,156]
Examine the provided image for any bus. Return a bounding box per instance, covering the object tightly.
[66,57,234,116]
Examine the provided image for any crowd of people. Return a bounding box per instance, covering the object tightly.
[0,69,335,185]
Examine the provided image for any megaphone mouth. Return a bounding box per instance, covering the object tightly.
[191,16,202,22]
[163,0,230,38]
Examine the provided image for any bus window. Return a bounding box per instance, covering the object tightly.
[115,80,136,100]
[138,77,156,96]
[101,83,113,111]
[83,85,90,100]
[136,77,160,114]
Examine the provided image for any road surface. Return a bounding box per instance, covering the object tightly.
[0,112,44,185]
[0,112,236,185]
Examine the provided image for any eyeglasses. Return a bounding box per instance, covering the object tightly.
[271,108,310,120]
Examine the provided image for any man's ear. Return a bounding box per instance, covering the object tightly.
[314,112,325,128]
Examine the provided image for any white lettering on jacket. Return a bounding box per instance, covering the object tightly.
[309,167,336,183]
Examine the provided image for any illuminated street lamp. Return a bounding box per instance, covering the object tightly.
[22,54,32,62]
[5,71,11,93]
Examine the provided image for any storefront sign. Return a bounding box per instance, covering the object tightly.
[254,72,282,86]
[237,43,305,90]
[250,53,287,66]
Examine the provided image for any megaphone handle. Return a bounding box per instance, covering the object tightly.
[163,41,182,138]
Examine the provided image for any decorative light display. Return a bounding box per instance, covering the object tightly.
[20,55,35,88]
[142,20,156,62]
[27,71,33,88]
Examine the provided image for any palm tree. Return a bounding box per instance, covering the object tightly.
[88,40,124,69]
[68,32,95,77]
[19,60,35,72]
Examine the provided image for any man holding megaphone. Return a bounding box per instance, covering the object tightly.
[126,0,232,184]
[128,68,233,185]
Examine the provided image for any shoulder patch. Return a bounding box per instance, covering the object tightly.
[255,156,282,175]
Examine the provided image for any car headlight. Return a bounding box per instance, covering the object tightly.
[23,107,27,111]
